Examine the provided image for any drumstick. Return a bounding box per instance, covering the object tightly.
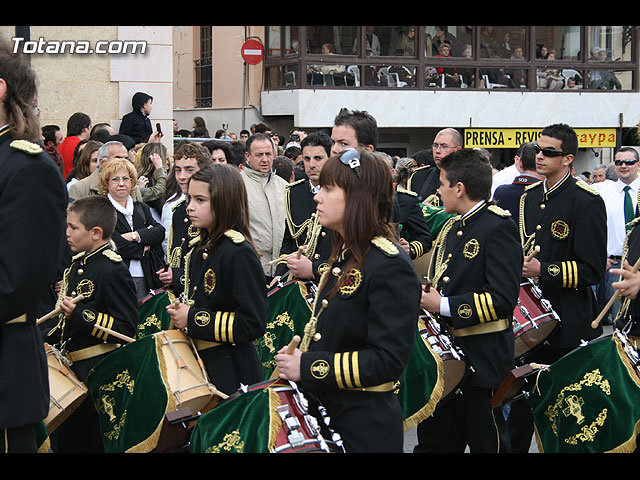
[91,323,135,343]
[591,256,640,329]
[267,246,306,266]
[36,294,85,325]
[268,335,301,380]
[525,245,540,263]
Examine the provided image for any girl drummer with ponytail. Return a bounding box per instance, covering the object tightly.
[166,164,267,396]
[275,148,421,453]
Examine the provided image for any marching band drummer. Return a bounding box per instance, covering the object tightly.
[166,165,267,395]
[0,39,68,453]
[51,196,138,452]
[416,149,522,453]
[275,148,421,453]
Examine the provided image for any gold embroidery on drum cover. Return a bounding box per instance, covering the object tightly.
[462,238,480,260]
[205,430,245,453]
[551,219,570,240]
[204,268,216,294]
[457,303,473,319]
[338,268,362,297]
[194,310,211,327]
[310,359,330,379]
[76,278,94,299]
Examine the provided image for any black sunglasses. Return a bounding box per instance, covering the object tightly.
[614,159,639,166]
[534,143,570,158]
[339,148,361,178]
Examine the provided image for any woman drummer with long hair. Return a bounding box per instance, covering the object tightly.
[166,164,267,395]
[275,148,421,452]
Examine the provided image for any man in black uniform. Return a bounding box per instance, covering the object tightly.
[0,40,68,452]
[274,132,334,283]
[509,123,607,452]
[49,196,137,452]
[408,128,462,202]
[417,148,522,453]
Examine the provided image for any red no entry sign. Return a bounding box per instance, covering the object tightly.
[241,39,264,65]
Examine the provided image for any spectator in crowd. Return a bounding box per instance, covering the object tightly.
[273,155,295,182]
[202,139,232,164]
[99,158,165,302]
[119,91,153,144]
[68,140,130,200]
[226,141,247,170]
[592,164,607,184]
[192,116,209,138]
[42,124,64,174]
[240,133,288,282]
[66,140,102,190]
[58,112,91,178]
[90,123,116,142]
[134,141,168,217]
[239,129,250,143]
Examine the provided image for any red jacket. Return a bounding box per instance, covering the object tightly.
[58,135,82,178]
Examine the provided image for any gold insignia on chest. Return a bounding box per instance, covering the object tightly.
[76,278,95,299]
[310,359,330,379]
[458,304,473,319]
[203,268,216,294]
[194,311,211,327]
[318,263,330,275]
[188,224,199,238]
[338,268,363,297]
[551,220,570,240]
[462,238,480,259]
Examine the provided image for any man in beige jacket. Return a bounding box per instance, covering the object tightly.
[241,132,287,282]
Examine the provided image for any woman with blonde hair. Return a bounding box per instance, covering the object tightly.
[99,158,165,302]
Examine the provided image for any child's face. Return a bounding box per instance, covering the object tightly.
[66,211,99,253]
[186,179,214,231]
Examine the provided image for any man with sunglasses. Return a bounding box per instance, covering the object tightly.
[595,147,640,324]
[509,123,607,452]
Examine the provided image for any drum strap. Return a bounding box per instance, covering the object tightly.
[342,381,395,392]
[67,343,121,362]
[6,314,27,324]
[192,338,223,351]
[450,318,510,338]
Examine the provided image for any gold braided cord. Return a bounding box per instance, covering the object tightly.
[299,269,330,353]
[428,216,458,289]
[519,192,536,257]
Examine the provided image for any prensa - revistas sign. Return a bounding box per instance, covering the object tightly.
[464,128,617,149]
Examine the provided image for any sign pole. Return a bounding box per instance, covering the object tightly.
[242,61,247,132]
[240,37,264,134]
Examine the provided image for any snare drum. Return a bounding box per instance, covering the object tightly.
[155,329,220,414]
[513,279,561,359]
[44,343,88,433]
[190,378,344,453]
[419,312,468,400]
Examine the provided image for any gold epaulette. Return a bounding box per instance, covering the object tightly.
[397,187,417,197]
[524,181,542,192]
[488,204,511,218]
[286,178,306,189]
[576,179,600,196]
[102,249,122,262]
[224,229,245,244]
[371,236,399,257]
[10,139,43,155]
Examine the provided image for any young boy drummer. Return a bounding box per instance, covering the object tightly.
[417,148,522,453]
[47,196,137,452]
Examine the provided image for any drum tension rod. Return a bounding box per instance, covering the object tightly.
[277,405,305,448]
